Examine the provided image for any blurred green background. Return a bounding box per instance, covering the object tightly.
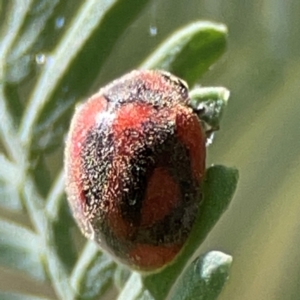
[1,1,300,299]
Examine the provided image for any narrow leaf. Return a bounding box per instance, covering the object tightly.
[71,241,115,300]
[114,266,131,291]
[140,21,227,86]
[22,178,76,299]
[0,154,22,211]
[43,171,77,273]
[189,87,230,131]
[117,272,154,300]
[0,181,22,211]
[50,200,78,273]
[5,0,60,83]
[0,88,22,163]
[169,251,232,300]
[0,0,33,61]
[0,219,46,281]
[0,154,18,183]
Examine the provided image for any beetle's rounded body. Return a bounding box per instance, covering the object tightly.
[65,70,206,271]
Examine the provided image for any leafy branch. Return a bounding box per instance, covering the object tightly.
[0,1,238,299]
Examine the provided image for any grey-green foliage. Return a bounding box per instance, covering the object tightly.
[169,251,233,300]
[0,1,237,299]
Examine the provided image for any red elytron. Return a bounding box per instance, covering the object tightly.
[65,70,206,271]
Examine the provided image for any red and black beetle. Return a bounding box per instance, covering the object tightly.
[65,70,206,271]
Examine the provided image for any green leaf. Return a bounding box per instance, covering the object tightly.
[4,0,60,83]
[140,21,227,86]
[0,219,46,281]
[121,165,238,300]
[22,177,76,299]
[0,291,50,300]
[51,200,78,273]
[30,154,52,197]
[0,154,22,210]
[114,266,131,291]
[169,251,232,300]
[0,154,20,185]
[0,181,22,211]
[43,171,78,273]
[189,87,230,131]
[117,272,154,300]
[70,241,116,300]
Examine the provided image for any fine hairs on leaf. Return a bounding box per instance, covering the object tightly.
[0,1,237,300]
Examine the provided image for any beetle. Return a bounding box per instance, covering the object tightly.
[65,70,206,271]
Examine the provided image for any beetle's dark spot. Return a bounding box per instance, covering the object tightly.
[80,125,114,212]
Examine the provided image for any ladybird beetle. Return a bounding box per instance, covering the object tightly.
[65,70,206,271]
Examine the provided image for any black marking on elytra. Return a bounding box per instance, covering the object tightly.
[135,193,199,246]
[118,118,199,246]
[80,124,114,212]
[118,118,174,225]
[134,136,199,246]
[90,216,128,259]
[119,145,154,226]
